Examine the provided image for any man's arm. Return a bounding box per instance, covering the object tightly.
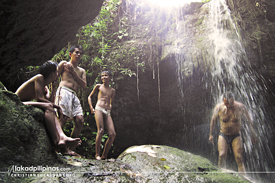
[78,68,87,88]
[88,84,100,114]
[34,75,64,121]
[209,105,219,145]
[34,75,51,103]
[44,86,50,100]
[109,88,116,110]
[48,80,58,103]
[57,61,66,76]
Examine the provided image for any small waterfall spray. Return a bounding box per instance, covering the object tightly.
[207,0,274,181]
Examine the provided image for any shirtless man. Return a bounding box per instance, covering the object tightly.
[88,71,116,160]
[209,91,256,173]
[15,61,81,154]
[55,45,86,151]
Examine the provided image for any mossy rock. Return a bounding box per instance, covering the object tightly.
[0,81,7,91]
[118,145,252,183]
[0,90,58,172]
[0,145,254,182]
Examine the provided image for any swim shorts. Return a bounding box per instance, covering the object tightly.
[95,106,111,117]
[55,86,83,118]
[219,132,240,144]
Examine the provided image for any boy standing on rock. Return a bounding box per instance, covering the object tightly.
[88,71,116,160]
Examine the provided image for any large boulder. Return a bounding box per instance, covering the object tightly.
[118,145,253,182]
[0,0,104,91]
[1,145,253,182]
[0,89,58,170]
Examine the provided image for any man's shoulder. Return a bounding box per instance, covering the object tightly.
[58,60,68,67]
[32,74,44,81]
[234,101,246,110]
[214,103,224,112]
[94,84,102,90]
[77,66,85,72]
[60,60,68,64]
[216,103,223,108]
[234,101,243,105]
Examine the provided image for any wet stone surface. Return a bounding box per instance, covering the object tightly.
[2,145,252,183]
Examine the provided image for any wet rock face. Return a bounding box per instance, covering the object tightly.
[0,89,57,169]
[0,0,104,91]
[227,0,275,79]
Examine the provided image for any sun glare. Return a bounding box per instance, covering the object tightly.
[147,0,202,7]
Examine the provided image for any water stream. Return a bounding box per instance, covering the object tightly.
[207,0,274,181]
[169,0,274,181]
[124,0,274,181]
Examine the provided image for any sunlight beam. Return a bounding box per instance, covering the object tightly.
[146,0,202,7]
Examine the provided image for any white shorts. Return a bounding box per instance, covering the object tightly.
[95,106,111,117]
[55,86,83,118]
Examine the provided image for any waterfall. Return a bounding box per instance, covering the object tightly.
[207,0,274,181]
[122,0,274,181]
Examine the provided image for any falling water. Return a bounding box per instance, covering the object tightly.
[207,0,274,181]
[122,0,274,181]
[169,0,274,181]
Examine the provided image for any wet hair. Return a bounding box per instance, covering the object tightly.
[39,60,58,79]
[101,70,112,77]
[223,91,234,100]
[69,45,84,54]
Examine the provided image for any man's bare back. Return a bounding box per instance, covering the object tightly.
[16,74,49,102]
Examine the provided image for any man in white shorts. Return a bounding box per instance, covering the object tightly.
[55,86,83,118]
[55,45,87,155]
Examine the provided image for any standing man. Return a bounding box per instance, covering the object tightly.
[209,91,257,173]
[55,45,86,154]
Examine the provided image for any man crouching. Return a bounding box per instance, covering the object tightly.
[15,61,81,155]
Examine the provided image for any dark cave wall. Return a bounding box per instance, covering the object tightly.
[228,0,275,80]
[111,58,214,158]
[0,0,104,91]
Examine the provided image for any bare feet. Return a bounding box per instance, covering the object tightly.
[59,136,82,150]
[95,156,101,160]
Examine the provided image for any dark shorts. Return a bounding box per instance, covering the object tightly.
[219,132,240,144]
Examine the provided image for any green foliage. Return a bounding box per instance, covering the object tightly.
[52,0,146,88]
[50,0,160,158]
